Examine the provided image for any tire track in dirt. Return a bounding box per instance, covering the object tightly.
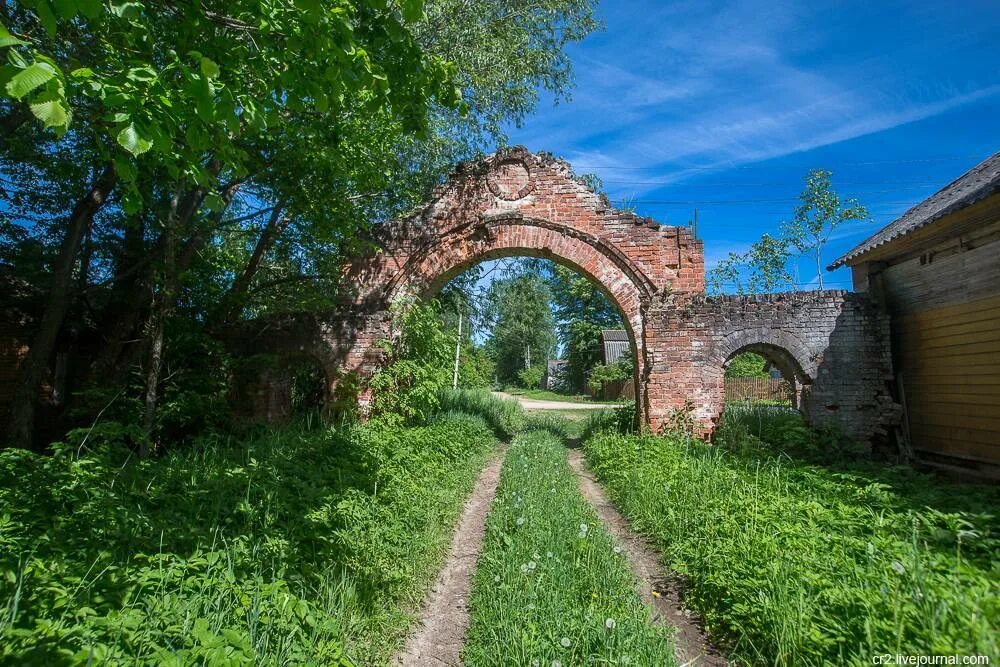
[394,449,505,667]
[566,446,728,667]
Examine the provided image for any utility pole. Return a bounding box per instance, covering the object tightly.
[452,312,462,390]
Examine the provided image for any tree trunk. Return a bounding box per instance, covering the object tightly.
[141,190,181,456]
[5,163,117,450]
[214,202,288,324]
[815,251,823,290]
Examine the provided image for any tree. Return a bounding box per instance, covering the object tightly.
[482,273,556,386]
[781,169,869,290]
[0,0,599,450]
[725,352,768,378]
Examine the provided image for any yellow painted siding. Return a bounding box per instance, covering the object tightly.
[895,293,1000,466]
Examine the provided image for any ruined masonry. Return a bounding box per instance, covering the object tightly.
[226,147,901,445]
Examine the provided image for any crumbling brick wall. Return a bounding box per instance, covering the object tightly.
[225,147,900,445]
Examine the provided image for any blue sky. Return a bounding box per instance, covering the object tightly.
[500,0,1000,290]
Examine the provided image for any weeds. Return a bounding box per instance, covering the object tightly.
[464,430,675,666]
[0,415,497,665]
[584,428,1000,665]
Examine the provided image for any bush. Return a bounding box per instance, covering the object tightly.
[516,365,544,390]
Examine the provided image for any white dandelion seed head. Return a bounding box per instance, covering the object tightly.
[605,617,616,629]
[560,637,571,648]
[528,561,537,570]
[552,661,562,667]
[516,516,525,526]
[613,546,622,554]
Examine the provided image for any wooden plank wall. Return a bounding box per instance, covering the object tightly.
[879,207,1000,475]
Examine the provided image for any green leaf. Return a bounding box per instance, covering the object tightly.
[0,21,28,48]
[116,123,152,156]
[199,57,220,80]
[110,1,142,19]
[76,0,103,19]
[35,0,59,37]
[52,0,78,20]
[29,92,70,129]
[70,67,95,79]
[5,62,57,99]
[121,186,143,214]
[400,0,423,22]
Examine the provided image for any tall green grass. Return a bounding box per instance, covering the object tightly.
[464,430,675,666]
[436,388,574,440]
[584,429,999,665]
[0,415,497,665]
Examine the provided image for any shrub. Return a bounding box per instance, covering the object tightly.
[516,365,544,390]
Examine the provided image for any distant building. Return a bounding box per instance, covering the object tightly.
[600,329,630,365]
[830,151,1000,478]
[594,330,634,400]
[541,359,567,391]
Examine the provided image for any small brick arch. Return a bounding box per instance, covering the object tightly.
[713,327,816,381]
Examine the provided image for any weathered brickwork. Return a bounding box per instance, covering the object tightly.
[228,147,900,445]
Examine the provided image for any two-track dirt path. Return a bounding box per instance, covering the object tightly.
[396,434,726,666]
[394,450,505,667]
[566,445,727,666]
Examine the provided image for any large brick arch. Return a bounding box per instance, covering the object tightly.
[224,147,901,446]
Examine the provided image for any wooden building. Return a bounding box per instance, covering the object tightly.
[830,151,1000,478]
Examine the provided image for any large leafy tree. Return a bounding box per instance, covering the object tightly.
[1,0,599,450]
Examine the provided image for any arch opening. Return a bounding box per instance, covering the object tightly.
[722,343,810,411]
[415,249,642,424]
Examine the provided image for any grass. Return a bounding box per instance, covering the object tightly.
[583,410,1000,666]
[503,387,621,404]
[0,414,498,665]
[464,430,675,666]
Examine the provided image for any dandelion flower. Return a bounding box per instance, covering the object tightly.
[528,561,537,570]
[605,618,616,629]
[516,516,525,526]
[532,661,540,667]
[546,551,553,558]
[494,575,501,583]
[560,637,571,648]
[579,523,588,533]
[552,662,562,667]
[613,546,622,554]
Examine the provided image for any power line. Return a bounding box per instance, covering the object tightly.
[572,154,988,171]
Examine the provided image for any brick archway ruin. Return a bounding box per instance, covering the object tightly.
[226,147,900,445]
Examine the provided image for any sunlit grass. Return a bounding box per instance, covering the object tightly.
[0,415,498,665]
[584,425,1000,665]
[464,430,675,666]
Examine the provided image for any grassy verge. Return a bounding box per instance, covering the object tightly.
[503,387,620,404]
[464,430,675,666]
[0,415,497,665]
[584,424,1000,665]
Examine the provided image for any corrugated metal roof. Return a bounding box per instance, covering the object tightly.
[601,329,629,341]
[828,151,1000,269]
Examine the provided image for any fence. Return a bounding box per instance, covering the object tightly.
[724,377,790,402]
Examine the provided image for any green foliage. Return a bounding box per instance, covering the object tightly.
[482,273,556,385]
[464,431,676,665]
[0,415,497,664]
[584,426,1000,665]
[370,302,453,423]
[516,364,545,389]
[724,351,768,378]
[782,169,870,289]
[587,357,633,393]
[707,233,793,295]
[546,264,623,392]
[436,388,526,440]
